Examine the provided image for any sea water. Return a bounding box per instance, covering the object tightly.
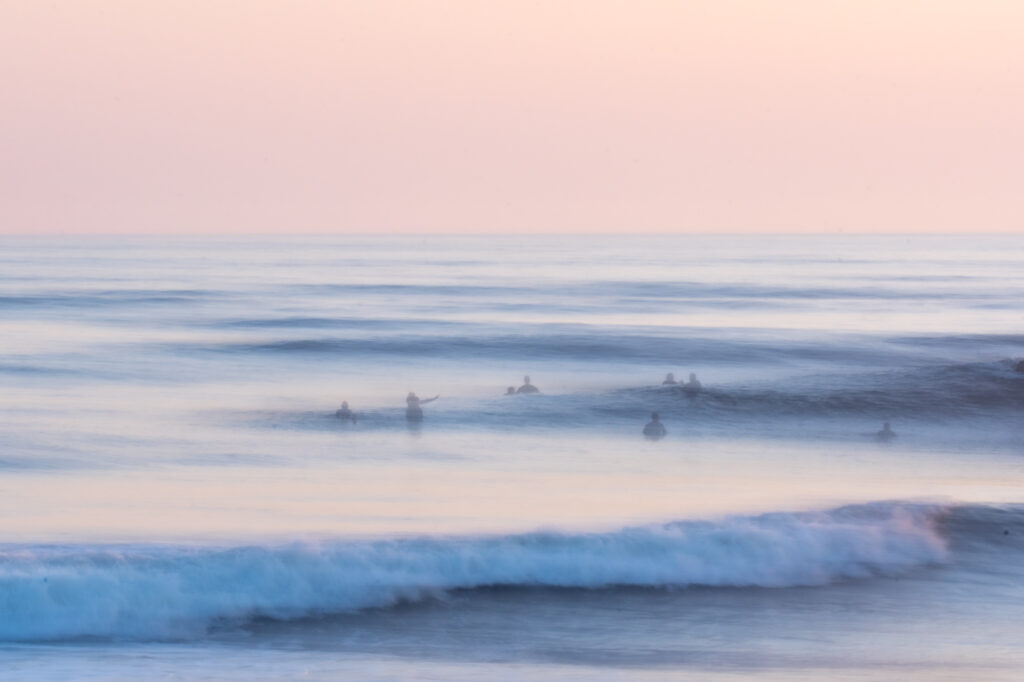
[1,234,1023,680]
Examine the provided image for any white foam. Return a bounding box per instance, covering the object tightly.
[0,504,947,641]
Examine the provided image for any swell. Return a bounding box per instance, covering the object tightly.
[0,289,217,309]
[218,316,472,331]
[252,360,1024,434]
[625,360,1024,419]
[0,502,951,642]
[0,363,80,376]
[200,333,908,365]
[190,328,1024,366]
[287,280,1006,302]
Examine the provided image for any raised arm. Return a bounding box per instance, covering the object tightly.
[419,395,440,405]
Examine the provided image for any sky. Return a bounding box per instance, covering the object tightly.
[1,1,1021,235]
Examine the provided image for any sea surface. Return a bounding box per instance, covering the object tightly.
[1,234,1023,681]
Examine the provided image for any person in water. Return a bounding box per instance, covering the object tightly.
[662,373,677,385]
[682,372,702,394]
[876,421,896,442]
[516,376,540,393]
[643,411,666,440]
[406,391,439,421]
[505,386,516,395]
[1015,359,1024,373]
[335,400,357,423]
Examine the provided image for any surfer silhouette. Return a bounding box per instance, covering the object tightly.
[662,372,677,385]
[876,421,896,442]
[682,372,702,395]
[505,386,516,395]
[643,412,666,441]
[406,392,439,421]
[516,376,540,393]
[335,400,357,423]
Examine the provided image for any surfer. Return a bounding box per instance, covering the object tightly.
[682,372,702,395]
[1015,359,1024,373]
[876,421,896,442]
[505,386,516,395]
[643,412,666,440]
[335,401,357,423]
[662,372,678,385]
[516,376,540,394]
[406,392,439,421]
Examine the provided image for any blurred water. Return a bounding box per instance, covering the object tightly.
[1,234,1024,680]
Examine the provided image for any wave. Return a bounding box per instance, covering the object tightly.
[890,333,1024,348]
[192,328,1024,369]
[286,280,999,303]
[0,456,83,471]
[217,316,473,331]
[247,360,1024,436]
[0,289,217,309]
[625,360,1024,420]
[0,503,951,642]
[203,332,911,365]
[0,363,79,376]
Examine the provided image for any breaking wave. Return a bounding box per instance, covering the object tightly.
[0,503,950,641]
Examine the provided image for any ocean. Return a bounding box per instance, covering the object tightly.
[1,234,1023,680]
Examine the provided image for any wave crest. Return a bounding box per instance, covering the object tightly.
[0,504,947,641]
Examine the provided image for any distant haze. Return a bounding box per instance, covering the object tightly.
[1,1,1021,235]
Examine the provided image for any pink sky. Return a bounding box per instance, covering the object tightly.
[1,1,1021,235]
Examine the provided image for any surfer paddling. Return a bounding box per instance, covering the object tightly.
[516,376,540,394]
[335,401,357,423]
[406,392,439,421]
[643,412,666,441]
